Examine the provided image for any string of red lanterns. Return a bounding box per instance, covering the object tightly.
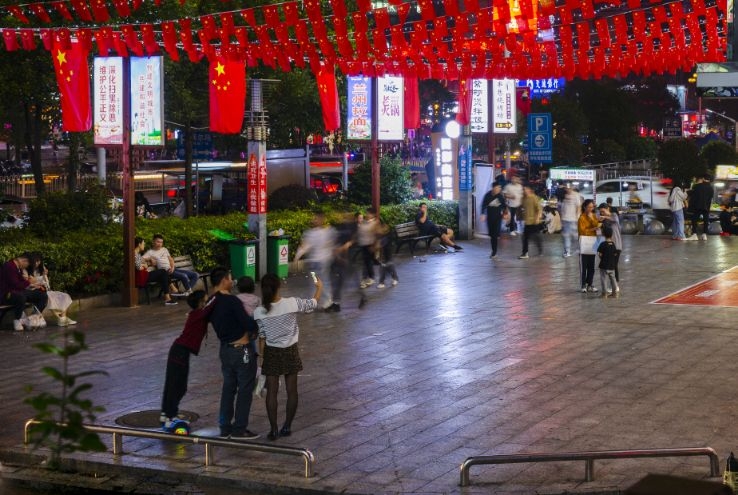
[0,0,727,80]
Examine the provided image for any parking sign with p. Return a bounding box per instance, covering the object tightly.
[527,113,552,163]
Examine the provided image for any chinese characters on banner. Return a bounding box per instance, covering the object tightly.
[93,57,123,145]
[516,77,566,98]
[492,79,517,134]
[470,79,488,133]
[347,76,371,140]
[130,57,164,146]
[247,150,267,214]
[377,76,404,141]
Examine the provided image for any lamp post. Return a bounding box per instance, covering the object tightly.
[705,108,738,153]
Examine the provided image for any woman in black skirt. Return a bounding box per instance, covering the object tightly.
[255,273,322,440]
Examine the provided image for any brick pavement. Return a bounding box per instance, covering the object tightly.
[2,233,738,494]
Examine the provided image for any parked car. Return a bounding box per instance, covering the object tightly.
[595,177,671,211]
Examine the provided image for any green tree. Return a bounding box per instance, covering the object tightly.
[590,138,626,163]
[348,156,413,205]
[566,79,638,144]
[625,137,659,161]
[657,138,706,185]
[699,140,738,170]
[262,69,323,149]
[552,134,584,166]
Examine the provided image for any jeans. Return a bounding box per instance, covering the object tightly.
[171,269,198,291]
[692,209,710,235]
[671,209,685,239]
[161,343,190,419]
[6,289,48,319]
[218,343,257,435]
[562,220,577,254]
[522,224,542,255]
[599,269,619,294]
[581,254,596,287]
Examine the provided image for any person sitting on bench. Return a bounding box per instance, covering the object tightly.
[415,203,462,251]
[0,253,48,331]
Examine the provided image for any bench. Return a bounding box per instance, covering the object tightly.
[393,221,438,255]
[138,255,211,305]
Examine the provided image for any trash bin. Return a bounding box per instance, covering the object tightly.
[267,235,290,278]
[229,239,259,280]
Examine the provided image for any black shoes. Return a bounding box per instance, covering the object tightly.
[267,430,279,441]
[325,303,341,312]
[279,426,291,437]
[231,429,259,440]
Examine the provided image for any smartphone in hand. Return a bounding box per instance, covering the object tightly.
[310,271,318,283]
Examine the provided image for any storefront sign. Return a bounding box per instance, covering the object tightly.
[377,76,404,141]
[347,76,371,140]
[93,57,123,145]
[470,79,488,133]
[492,79,517,134]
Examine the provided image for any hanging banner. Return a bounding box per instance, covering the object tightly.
[471,79,488,133]
[130,56,164,146]
[492,78,517,134]
[377,75,404,141]
[93,56,123,145]
[347,76,371,140]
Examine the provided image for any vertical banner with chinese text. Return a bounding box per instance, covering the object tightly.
[470,79,488,133]
[492,79,517,134]
[247,142,267,214]
[377,76,404,141]
[93,57,123,145]
[130,56,164,146]
[347,76,371,140]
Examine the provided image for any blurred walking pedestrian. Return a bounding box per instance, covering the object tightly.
[327,212,358,312]
[294,212,336,309]
[560,186,582,257]
[518,185,543,259]
[503,176,524,235]
[480,181,507,259]
[669,181,689,240]
[357,208,381,288]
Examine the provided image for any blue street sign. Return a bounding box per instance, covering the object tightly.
[177,131,212,160]
[527,113,552,163]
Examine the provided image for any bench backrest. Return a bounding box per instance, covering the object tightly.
[173,255,195,271]
[394,222,421,239]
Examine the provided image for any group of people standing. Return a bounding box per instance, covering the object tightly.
[161,267,320,442]
[669,175,715,241]
[481,179,623,296]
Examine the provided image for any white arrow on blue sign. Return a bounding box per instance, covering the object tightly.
[527,113,552,163]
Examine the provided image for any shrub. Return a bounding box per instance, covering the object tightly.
[348,156,414,205]
[268,184,318,210]
[27,186,112,237]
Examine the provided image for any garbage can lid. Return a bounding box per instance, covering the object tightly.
[268,234,290,239]
[209,229,236,241]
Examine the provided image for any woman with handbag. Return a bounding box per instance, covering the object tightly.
[27,253,75,326]
[134,237,177,306]
[255,273,321,441]
[578,199,602,293]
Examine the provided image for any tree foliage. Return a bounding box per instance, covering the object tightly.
[348,156,414,205]
[657,138,706,185]
[626,137,658,160]
[699,141,737,170]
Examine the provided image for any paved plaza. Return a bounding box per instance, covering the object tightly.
[2,233,738,494]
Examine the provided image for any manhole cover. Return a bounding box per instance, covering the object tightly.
[115,410,199,428]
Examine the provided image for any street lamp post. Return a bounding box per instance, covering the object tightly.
[705,108,738,154]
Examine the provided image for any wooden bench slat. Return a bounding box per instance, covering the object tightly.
[393,221,438,255]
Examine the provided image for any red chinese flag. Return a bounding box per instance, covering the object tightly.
[316,68,340,131]
[404,76,420,130]
[209,57,246,134]
[52,41,91,132]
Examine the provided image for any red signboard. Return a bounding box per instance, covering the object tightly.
[247,152,258,214]
[258,153,267,213]
[652,267,738,307]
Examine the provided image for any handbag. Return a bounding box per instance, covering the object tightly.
[578,235,602,255]
[135,269,150,287]
[20,306,47,330]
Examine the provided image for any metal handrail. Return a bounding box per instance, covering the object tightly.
[24,419,315,478]
[459,447,720,487]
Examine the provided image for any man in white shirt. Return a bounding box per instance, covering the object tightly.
[143,234,199,295]
[503,176,524,235]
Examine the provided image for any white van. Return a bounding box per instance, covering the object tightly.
[595,177,671,211]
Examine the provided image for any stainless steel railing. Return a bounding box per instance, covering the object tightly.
[459,447,720,487]
[24,419,315,478]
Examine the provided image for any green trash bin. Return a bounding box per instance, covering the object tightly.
[267,235,290,278]
[229,239,259,280]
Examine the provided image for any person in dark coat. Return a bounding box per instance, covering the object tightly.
[689,175,715,240]
[479,182,507,259]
